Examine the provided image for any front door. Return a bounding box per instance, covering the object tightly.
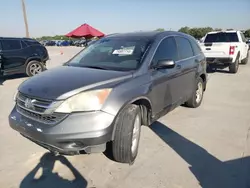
[148,36,180,115]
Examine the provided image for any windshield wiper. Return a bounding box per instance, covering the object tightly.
[81,65,110,70]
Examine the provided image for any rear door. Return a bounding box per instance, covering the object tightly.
[200,32,238,59]
[1,39,27,71]
[175,36,197,102]
[24,39,49,61]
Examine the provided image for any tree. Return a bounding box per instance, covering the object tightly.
[189,28,202,39]
[37,35,71,41]
[213,28,222,31]
[155,28,165,32]
[178,27,190,34]
[244,29,250,38]
[178,27,213,39]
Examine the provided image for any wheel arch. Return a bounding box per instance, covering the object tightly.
[25,57,43,66]
[199,73,207,91]
[111,96,152,140]
[132,98,152,126]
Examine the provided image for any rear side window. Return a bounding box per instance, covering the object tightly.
[25,40,41,46]
[21,40,28,48]
[175,37,194,60]
[152,37,178,65]
[190,38,202,56]
[1,39,22,51]
[204,32,239,43]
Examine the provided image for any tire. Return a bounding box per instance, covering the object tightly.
[112,104,141,164]
[185,77,204,108]
[229,56,239,74]
[241,51,249,65]
[26,60,45,77]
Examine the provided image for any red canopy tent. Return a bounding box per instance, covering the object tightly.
[65,23,105,38]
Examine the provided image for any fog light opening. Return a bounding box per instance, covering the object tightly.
[61,141,84,149]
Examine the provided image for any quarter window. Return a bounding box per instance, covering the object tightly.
[25,40,41,46]
[190,38,202,56]
[1,39,22,51]
[175,37,194,60]
[152,37,178,66]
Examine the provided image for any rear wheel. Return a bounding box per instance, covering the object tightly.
[26,60,45,77]
[112,104,141,164]
[229,57,239,73]
[241,51,249,65]
[185,77,204,108]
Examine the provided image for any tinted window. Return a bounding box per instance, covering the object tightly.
[152,37,178,65]
[21,41,28,48]
[175,37,194,60]
[204,32,239,43]
[190,38,202,56]
[1,39,22,51]
[24,40,41,46]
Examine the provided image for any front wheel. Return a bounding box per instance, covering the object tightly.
[185,77,204,108]
[112,104,141,164]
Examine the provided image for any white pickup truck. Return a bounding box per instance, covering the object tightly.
[200,30,249,73]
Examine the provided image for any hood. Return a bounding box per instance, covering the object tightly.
[18,66,132,100]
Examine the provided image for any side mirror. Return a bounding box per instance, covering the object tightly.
[156,60,175,69]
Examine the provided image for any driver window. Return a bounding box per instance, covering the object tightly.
[151,37,178,67]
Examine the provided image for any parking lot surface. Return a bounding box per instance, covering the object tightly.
[0,47,249,188]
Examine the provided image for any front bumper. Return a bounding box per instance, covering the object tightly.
[9,107,115,154]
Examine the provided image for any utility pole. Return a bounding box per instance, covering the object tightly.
[21,0,30,37]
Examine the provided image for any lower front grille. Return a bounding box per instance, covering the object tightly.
[17,105,67,125]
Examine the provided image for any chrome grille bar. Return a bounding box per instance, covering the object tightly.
[16,92,67,124]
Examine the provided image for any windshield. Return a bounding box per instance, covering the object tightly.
[67,38,151,71]
[204,32,239,43]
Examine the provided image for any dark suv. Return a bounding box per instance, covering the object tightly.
[9,31,207,164]
[0,37,48,77]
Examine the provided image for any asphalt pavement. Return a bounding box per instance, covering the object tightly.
[0,47,249,188]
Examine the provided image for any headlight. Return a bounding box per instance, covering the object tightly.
[13,91,18,102]
[55,89,112,113]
